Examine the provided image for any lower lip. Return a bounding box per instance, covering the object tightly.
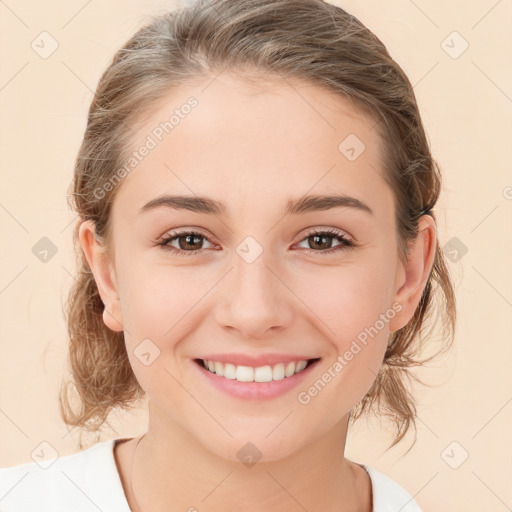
[193,358,320,400]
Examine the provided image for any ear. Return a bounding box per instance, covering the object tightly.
[78,219,124,332]
[388,214,437,333]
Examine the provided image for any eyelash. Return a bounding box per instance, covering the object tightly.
[157,228,355,256]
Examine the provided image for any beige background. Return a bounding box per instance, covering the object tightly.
[1,0,511,510]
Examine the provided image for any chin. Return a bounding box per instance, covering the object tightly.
[195,428,305,465]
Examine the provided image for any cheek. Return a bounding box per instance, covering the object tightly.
[118,268,198,399]
[118,266,220,396]
[294,270,392,410]
[119,263,205,337]
[293,260,393,389]
[296,260,395,341]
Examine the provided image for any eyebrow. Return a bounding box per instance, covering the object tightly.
[139,193,374,217]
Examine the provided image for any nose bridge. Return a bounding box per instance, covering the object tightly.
[215,240,293,338]
[234,245,275,301]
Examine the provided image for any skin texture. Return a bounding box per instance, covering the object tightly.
[79,72,436,512]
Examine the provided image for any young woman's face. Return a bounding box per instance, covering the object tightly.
[84,72,431,462]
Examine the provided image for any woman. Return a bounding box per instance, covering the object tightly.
[0,1,455,510]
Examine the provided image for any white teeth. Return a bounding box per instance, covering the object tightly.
[295,360,308,373]
[224,363,237,380]
[214,361,224,377]
[272,363,285,381]
[285,362,295,377]
[201,359,312,382]
[254,365,273,382]
[236,365,254,382]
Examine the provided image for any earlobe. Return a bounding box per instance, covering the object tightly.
[388,215,437,333]
[78,219,124,332]
[102,304,124,332]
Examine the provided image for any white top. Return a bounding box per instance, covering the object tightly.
[0,439,423,511]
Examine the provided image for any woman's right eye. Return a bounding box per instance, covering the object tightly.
[158,230,216,255]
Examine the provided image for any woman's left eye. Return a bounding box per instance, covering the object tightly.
[295,228,355,254]
[157,228,355,256]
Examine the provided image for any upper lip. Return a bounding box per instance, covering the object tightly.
[196,353,320,367]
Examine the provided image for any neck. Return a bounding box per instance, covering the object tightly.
[125,406,371,512]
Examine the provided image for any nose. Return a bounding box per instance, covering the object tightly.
[214,252,294,339]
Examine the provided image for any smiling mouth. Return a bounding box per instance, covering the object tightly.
[194,358,321,382]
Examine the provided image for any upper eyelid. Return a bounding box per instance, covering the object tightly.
[160,229,217,245]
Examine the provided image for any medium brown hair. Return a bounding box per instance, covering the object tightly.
[60,0,456,450]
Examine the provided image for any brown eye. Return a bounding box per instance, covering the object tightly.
[308,233,334,250]
[296,228,354,254]
[158,230,216,255]
[175,233,204,250]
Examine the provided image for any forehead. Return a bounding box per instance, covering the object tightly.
[113,72,391,219]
